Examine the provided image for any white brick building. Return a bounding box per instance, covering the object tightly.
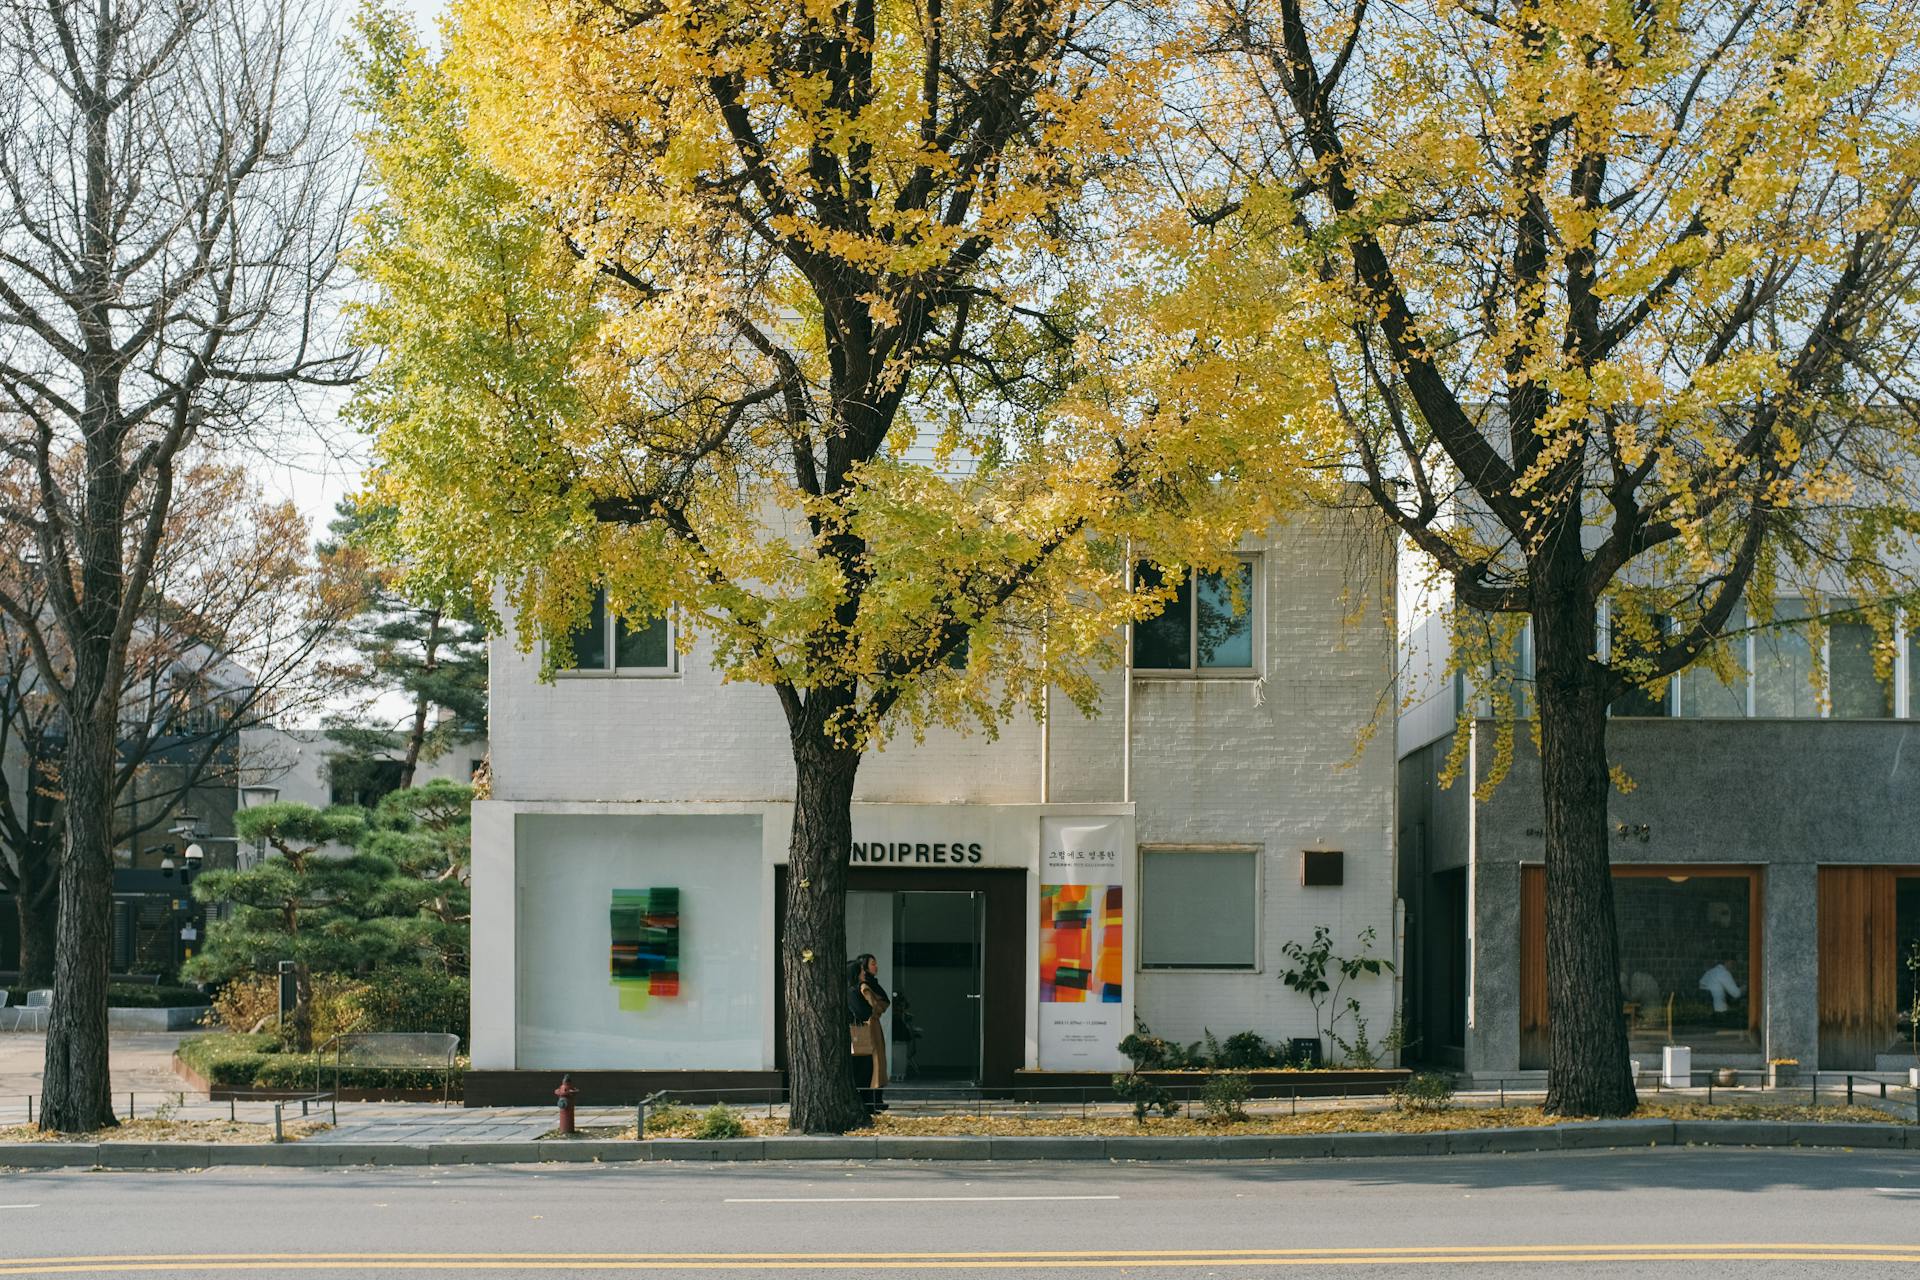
[470,515,1399,1101]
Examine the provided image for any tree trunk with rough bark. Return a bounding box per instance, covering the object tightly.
[1533,582,1637,1118]
[399,609,443,790]
[15,849,57,988]
[783,732,867,1134]
[39,714,118,1132]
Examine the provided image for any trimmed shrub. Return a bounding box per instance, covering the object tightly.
[174,1031,465,1095]
[357,970,470,1049]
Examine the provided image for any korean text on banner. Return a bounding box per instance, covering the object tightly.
[1038,816,1131,1070]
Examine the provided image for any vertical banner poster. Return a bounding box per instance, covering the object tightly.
[1038,816,1130,1069]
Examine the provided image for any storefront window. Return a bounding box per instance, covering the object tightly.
[1614,872,1757,1051]
[514,814,765,1069]
[1524,865,1759,1067]
[1829,604,1894,719]
[1753,599,1817,717]
[1140,846,1257,969]
[1895,876,1920,1057]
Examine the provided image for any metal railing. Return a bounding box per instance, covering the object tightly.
[316,1032,461,1105]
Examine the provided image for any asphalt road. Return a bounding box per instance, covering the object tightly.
[2,1148,1919,1277]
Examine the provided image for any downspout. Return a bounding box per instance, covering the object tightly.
[1039,610,1051,803]
[1122,544,1134,805]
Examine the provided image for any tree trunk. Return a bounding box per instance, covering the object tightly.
[1533,587,1637,1118]
[15,848,58,988]
[39,717,118,1132]
[783,733,867,1134]
[399,609,443,790]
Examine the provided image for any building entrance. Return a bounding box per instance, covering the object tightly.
[849,890,984,1082]
[774,866,1025,1089]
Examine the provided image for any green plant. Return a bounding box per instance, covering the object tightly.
[1278,926,1395,1067]
[356,970,470,1049]
[1200,1072,1251,1123]
[1118,1025,1194,1071]
[1110,1073,1179,1123]
[1217,1032,1275,1070]
[693,1104,748,1140]
[1393,1072,1456,1114]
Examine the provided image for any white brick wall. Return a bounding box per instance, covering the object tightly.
[488,513,1399,1064]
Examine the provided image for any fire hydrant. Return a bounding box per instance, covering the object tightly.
[554,1074,578,1136]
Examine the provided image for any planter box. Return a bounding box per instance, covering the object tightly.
[1767,1063,1799,1089]
[172,1052,462,1103]
[1010,1068,1409,1102]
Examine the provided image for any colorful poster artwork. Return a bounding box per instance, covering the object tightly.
[1038,815,1132,1069]
[1039,884,1124,1003]
[610,887,680,1010]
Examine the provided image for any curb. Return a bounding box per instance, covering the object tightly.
[0,1119,1911,1169]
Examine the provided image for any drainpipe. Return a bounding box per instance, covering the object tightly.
[1039,681,1051,803]
[1122,544,1134,805]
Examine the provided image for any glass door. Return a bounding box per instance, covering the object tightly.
[892,891,983,1083]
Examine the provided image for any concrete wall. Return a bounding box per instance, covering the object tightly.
[484,513,1402,1068]
[1435,717,1920,1074]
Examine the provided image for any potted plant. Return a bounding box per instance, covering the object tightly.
[1767,1057,1799,1089]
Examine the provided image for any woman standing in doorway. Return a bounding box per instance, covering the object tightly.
[848,952,890,1112]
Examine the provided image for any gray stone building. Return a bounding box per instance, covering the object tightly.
[1399,610,1920,1080]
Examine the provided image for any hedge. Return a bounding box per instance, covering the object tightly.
[176,1032,467,1095]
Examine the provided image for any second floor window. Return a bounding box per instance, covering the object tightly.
[567,588,674,674]
[1133,559,1259,674]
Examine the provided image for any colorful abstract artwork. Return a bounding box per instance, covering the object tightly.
[610,887,680,1010]
[1038,883,1123,1003]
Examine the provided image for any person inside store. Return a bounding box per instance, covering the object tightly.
[1698,958,1745,1020]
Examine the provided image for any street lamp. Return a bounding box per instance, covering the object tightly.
[237,785,278,870]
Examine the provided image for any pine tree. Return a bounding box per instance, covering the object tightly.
[320,498,488,795]
[184,803,431,1052]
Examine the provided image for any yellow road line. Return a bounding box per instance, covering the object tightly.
[0,1248,1918,1274]
[5,1245,1917,1262]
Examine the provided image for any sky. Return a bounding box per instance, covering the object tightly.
[258,0,447,537]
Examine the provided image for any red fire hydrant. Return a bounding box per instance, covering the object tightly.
[555,1074,577,1136]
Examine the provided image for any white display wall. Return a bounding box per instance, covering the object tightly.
[514,813,766,1069]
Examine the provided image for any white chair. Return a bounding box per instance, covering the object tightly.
[0,991,18,1033]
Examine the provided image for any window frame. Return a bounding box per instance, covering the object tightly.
[554,588,679,679]
[1136,842,1263,974]
[1130,555,1264,679]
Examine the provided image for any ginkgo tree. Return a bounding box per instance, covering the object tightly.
[1184,0,1920,1114]
[348,2,1316,1131]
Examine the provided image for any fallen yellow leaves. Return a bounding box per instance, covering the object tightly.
[0,1117,330,1144]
